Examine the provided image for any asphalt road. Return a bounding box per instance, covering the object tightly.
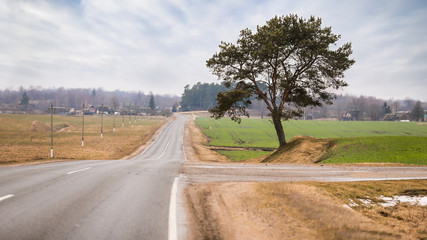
[2,114,427,240]
[0,115,187,240]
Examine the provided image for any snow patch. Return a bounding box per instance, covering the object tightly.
[378,195,427,207]
[358,198,373,206]
[343,204,352,209]
[348,198,358,207]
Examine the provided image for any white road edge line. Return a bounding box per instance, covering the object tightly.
[181,125,187,163]
[0,194,14,202]
[168,177,179,240]
[67,167,92,175]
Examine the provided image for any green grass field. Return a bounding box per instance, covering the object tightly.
[216,150,272,162]
[195,117,427,164]
[324,136,427,165]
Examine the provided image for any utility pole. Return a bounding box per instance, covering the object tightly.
[50,103,53,158]
[122,113,124,127]
[82,103,85,147]
[129,102,131,124]
[101,103,104,138]
[113,101,116,132]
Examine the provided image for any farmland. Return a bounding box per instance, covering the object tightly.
[0,114,167,164]
[195,117,427,164]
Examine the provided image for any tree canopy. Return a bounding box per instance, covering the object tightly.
[181,82,226,111]
[411,101,424,122]
[20,91,29,106]
[149,94,155,111]
[207,14,354,146]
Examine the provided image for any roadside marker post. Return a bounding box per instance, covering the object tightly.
[113,101,116,132]
[101,103,104,139]
[50,103,53,158]
[82,103,85,147]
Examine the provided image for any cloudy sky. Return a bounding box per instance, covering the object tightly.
[1,0,426,100]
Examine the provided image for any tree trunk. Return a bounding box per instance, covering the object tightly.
[272,113,287,146]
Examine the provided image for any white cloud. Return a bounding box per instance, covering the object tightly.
[0,0,426,100]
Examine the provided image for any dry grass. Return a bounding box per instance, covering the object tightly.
[0,114,168,164]
[254,182,410,240]
[262,136,333,163]
[184,116,229,162]
[185,180,427,240]
[311,180,427,239]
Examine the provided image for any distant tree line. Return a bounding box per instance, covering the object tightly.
[181,82,226,111]
[0,86,180,114]
[180,83,425,121]
[315,95,425,121]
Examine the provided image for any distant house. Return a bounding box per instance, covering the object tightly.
[341,112,353,121]
[382,111,410,121]
[383,113,398,121]
[396,111,410,121]
[95,106,111,114]
[341,109,362,121]
[52,107,67,115]
[83,109,92,115]
[89,105,96,114]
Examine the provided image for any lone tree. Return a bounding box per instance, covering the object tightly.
[410,101,424,122]
[20,91,29,107]
[149,94,155,111]
[207,14,354,146]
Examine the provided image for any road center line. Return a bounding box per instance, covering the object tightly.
[67,167,92,175]
[157,139,171,160]
[168,177,178,240]
[138,122,171,157]
[0,194,14,202]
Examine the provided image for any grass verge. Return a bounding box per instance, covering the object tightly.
[309,180,427,239]
[254,180,427,239]
[186,180,427,240]
[216,150,271,162]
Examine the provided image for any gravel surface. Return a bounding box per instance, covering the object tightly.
[182,161,427,183]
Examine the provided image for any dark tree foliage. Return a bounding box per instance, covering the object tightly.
[207,14,354,146]
[149,94,155,111]
[181,82,227,111]
[172,103,178,112]
[20,92,29,106]
[383,102,391,115]
[411,101,424,122]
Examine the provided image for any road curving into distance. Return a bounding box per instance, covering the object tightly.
[0,115,187,240]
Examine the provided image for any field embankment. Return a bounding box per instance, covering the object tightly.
[0,114,167,164]
[195,117,427,164]
[262,136,333,164]
[185,180,427,240]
